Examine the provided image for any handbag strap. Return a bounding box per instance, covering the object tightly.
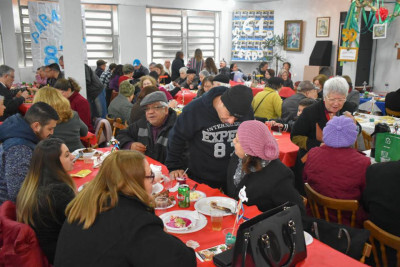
[259,219,297,267]
[241,232,250,267]
[338,228,351,254]
[253,91,273,114]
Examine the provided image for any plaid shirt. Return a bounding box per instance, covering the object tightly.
[100,69,112,89]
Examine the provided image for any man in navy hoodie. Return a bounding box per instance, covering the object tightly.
[166,85,254,190]
[0,102,59,204]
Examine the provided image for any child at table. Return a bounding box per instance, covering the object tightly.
[226,120,305,213]
[269,98,315,132]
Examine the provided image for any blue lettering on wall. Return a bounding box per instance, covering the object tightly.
[30,9,60,44]
[35,21,46,34]
[44,45,58,65]
[38,14,51,26]
[51,9,60,22]
[31,32,40,44]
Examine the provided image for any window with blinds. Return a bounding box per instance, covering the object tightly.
[146,8,220,64]
[16,2,118,67]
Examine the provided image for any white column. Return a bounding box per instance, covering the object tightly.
[118,5,147,65]
[0,0,20,79]
[59,0,87,98]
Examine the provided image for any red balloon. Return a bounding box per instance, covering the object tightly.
[375,7,389,22]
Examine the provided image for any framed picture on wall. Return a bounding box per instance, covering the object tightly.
[373,24,387,39]
[284,20,303,52]
[316,17,330,37]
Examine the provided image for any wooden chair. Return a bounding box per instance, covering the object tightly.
[112,118,127,137]
[362,130,373,150]
[93,121,106,148]
[304,183,359,227]
[364,220,400,267]
[106,115,115,129]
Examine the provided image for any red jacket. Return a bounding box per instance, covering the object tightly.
[69,91,94,133]
[303,146,371,227]
[0,201,50,267]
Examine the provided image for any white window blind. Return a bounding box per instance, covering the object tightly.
[16,2,118,67]
[146,8,220,64]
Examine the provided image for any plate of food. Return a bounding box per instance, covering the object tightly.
[164,215,193,231]
[190,190,206,202]
[153,190,176,210]
[304,231,313,246]
[194,196,237,216]
[72,148,103,160]
[159,210,207,234]
[152,183,164,195]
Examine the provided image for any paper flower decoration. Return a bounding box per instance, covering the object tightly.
[375,7,389,22]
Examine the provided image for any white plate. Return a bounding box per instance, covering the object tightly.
[155,200,176,210]
[72,148,103,160]
[304,231,313,246]
[159,210,207,234]
[190,190,206,202]
[194,196,237,216]
[152,183,164,195]
[163,214,194,231]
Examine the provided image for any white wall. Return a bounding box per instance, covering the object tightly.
[1,0,399,92]
[370,3,400,92]
[118,5,147,65]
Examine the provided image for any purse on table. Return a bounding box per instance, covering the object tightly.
[214,202,307,267]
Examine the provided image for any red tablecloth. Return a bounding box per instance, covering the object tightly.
[80,132,97,146]
[19,103,32,115]
[229,81,263,96]
[274,132,299,167]
[70,148,366,267]
[174,89,197,105]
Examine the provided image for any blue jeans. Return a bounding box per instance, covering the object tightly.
[89,89,107,119]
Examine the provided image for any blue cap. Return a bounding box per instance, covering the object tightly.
[133,59,141,67]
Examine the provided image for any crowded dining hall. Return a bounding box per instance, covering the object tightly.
[0,0,400,266]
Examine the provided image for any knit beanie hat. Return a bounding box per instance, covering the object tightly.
[119,81,135,97]
[323,115,357,148]
[213,74,230,84]
[221,85,253,118]
[237,120,279,161]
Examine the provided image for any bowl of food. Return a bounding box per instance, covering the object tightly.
[164,215,192,231]
[82,148,96,158]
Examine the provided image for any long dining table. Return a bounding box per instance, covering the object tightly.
[70,148,367,267]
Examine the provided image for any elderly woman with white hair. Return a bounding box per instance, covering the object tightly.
[290,76,359,194]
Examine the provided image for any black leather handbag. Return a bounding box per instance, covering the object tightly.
[214,202,307,267]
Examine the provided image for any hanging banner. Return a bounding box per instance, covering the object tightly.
[28,2,87,70]
[231,10,274,62]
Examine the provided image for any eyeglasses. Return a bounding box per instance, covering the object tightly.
[326,97,346,103]
[145,171,155,183]
[143,105,165,112]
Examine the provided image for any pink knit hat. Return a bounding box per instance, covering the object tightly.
[237,120,279,161]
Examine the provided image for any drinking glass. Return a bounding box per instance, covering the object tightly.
[210,210,224,231]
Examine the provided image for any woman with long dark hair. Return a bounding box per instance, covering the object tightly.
[171,51,184,81]
[54,151,196,266]
[186,48,204,75]
[204,57,218,75]
[109,64,124,92]
[16,138,76,264]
